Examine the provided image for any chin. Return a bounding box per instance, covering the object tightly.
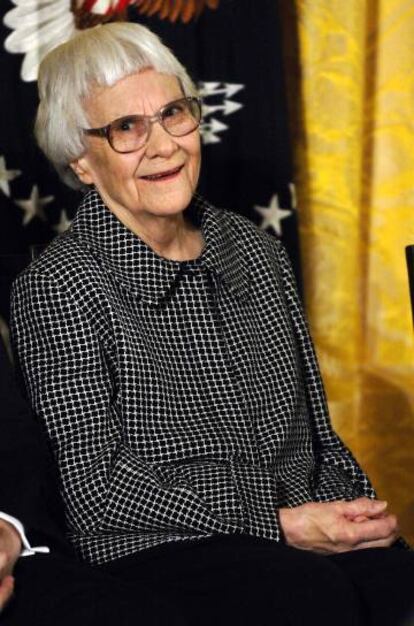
[148,191,193,217]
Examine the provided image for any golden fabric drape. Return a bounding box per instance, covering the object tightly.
[288,0,414,543]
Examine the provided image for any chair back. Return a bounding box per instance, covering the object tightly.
[405,245,414,326]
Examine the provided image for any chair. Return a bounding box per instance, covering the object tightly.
[405,245,414,326]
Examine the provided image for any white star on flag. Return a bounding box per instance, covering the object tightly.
[0,155,21,197]
[15,185,54,226]
[254,194,292,237]
[53,208,72,234]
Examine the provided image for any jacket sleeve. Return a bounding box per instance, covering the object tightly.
[275,241,376,502]
[0,335,70,554]
[10,271,226,538]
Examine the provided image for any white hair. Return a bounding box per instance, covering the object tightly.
[35,22,198,189]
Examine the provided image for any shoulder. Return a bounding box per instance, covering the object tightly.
[207,204,299,297]
[11,230,107,328]
[13,229,99,294]
[212,204,283,263]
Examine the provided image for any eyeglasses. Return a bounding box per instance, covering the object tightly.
[83,96,202,153]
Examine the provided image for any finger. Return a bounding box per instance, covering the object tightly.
[0,552,7,578]
[351,513,389,523]
[341,498,388,519]
[352,532,399,550]
[0,551,16,579]
[352,515,368,523]
[0,575,14,610]
[367,510,392,521]
[346,515,398,545]
[355,511,394,523]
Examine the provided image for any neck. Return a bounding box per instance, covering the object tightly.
[103,197,203,261]
[134,213,199,261]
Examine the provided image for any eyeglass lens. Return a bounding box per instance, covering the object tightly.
[109,98,201,153]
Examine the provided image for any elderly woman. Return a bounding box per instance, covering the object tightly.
[10,22,414,626]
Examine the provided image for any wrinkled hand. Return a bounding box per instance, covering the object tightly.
[0,520,22,611]
[279,498,398,554]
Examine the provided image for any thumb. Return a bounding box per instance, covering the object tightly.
[0,552,7,577]
[0,575,14,611]
[341,498,387,519]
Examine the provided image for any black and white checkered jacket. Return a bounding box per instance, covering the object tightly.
[11,190,375,565]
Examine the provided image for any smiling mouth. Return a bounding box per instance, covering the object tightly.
[141,165,183,181]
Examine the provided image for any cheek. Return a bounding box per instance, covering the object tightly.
[188,139,201,177]
[113,155,142,181]
[90,147,143,184]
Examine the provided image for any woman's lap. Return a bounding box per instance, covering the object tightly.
[2,553,169,626]
[98,534,414,625]
[331,547,414,626]
[97,535,363,625]
[5,536,414,626]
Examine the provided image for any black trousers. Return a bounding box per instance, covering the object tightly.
[3,535,414,626]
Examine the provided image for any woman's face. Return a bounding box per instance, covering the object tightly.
[71,69,201,227]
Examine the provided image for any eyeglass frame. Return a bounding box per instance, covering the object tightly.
[83,96,202,154]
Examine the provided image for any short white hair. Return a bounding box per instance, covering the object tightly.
[35,22,198,189]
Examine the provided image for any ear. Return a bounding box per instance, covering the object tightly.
[69,156,95,185]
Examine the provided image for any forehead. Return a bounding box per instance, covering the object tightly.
[84,69,183,126]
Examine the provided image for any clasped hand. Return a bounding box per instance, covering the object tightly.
[0,520,21,611]
[279,497,398,554]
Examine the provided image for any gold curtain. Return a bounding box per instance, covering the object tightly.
[285,0,414,543]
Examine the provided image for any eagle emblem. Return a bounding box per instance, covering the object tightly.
[3,0,220,81]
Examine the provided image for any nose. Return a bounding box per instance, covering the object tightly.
[144,120,179,159]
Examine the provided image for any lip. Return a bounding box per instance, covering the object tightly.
[140,165,184,182]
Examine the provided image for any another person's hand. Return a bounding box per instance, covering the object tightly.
[0,519,22,610]
[279,497,398,554]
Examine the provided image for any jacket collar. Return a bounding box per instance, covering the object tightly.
[70,189,250,305]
